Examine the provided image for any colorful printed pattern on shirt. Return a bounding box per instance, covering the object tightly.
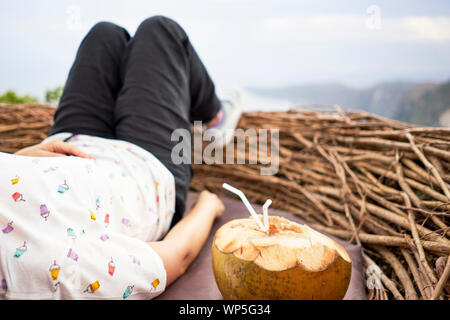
[0,134,171,299]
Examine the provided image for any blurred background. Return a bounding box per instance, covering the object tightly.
[1,0,449,126]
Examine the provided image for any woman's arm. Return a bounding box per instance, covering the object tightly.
[147,190,225,286]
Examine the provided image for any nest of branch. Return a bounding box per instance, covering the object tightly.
[0,103,55,153]
[0,103,449,300]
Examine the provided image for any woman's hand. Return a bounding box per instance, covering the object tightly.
[195,190,225,219]
[14,140,95,159]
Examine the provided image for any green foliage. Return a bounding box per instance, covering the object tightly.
[0,86,64,105]
[45,86,63,105]
[0,90,38,104]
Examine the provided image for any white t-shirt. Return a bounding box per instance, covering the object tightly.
[0,133,175,299]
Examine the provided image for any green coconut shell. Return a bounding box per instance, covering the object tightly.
[211,216,352,300]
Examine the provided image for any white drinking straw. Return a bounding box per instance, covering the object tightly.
[222,183,268,232]
[262,199,272,232]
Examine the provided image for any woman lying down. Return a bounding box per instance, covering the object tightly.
[0,16,242,299]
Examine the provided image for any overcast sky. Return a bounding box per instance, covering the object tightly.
[1,0,450,99]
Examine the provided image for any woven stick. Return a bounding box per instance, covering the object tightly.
[430,255,450,300]
[401,192,438,285]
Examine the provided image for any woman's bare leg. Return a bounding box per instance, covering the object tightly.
[147,191,225,286]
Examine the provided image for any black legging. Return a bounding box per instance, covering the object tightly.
[49,16,221,227]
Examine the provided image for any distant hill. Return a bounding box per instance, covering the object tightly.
[247,81,450,127]
[393,82,450,127]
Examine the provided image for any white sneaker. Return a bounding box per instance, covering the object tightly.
[205,87,243,148]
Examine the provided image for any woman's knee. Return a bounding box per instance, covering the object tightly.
[136,15,187,41]
[87,21,130,42]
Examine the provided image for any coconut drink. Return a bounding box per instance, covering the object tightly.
[212,183,352,300]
